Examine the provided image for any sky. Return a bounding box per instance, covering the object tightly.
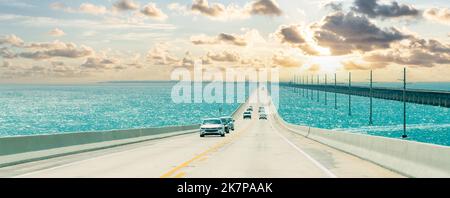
[1,0,450,83]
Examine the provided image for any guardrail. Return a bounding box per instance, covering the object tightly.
[270,101,450,178]
[0,102,247,168]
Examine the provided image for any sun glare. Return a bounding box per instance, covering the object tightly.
[307,56,345,72]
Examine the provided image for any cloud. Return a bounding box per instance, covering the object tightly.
[274,25,320,55]
[48,28,65,37]
[49,2,66,10]
[140,3,168,20]
[248,0,283,16]
[0,47,18,59]
[341,60,386,70]
[324,2,343,12]
[190,0,283,21]
[0,34,24,47]
[272,52,302,67]
[113,0,140,11]
[1,60,11,68]
[351,0,419,18]
[424,8,450,25]
[147,43,180,66]
[79,3,108,15]
[19,42,94,60]
[275,25,306,44]
[240,58,264,66]
[1,62,89,79]
[168,3,191,16]
[50,2,108,15]
[191,0,225,17]
[363,37,450,67]
[308,64,321,72]
[311,12,409,55]
[81,57,119,69]
[191,32,247,46]
[206,51,240,62]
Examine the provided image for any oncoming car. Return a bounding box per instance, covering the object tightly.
[200,118,225,137]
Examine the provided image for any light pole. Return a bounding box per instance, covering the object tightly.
[348,72,352,116]
[369,70,373,125]
[334,73,337,110]
[325,74,328,106]
[402,67,408,139]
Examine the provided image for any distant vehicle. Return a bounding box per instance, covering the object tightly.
[200,118,225,137]
[247,106,253,112]
[220,116,235,133]
[243,111,252,119]
[259,113,267,120]
[258,107,265,113]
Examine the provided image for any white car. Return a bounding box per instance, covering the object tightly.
[200,118,226,137]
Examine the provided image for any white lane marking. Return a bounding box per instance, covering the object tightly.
[268,117,338,178]
[13,134,198,178]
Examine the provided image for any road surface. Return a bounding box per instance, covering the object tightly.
[0,92,403,178]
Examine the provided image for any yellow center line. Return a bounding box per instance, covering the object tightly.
[160,117,254,178]
[174,172,186,178]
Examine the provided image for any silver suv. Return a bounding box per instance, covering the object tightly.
[220,116,235,133]
[200,118,225,137]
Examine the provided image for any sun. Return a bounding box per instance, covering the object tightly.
[307,56,345,72]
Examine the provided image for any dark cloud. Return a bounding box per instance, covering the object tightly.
[351,0,419,18]
[217,33,247,46]
[275,25,306,44]
[113,0,139,11]
[190,0,283,20]
[363,37,450,67]
[249,0,283,16]
[191,0,225,17]
[274,25,320,55]
[81,57,119,69]
[140,3,167,20]
[311,12,409,55]
[19,45,93,60]
[324,2,343,12]
[191,33,248,46]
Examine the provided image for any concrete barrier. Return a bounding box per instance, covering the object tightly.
[271,104,450,178]
[0,125,200,168]
[0,102,247,168]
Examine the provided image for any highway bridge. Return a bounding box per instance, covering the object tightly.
[284,83,450,108]
[0,89,449,178]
